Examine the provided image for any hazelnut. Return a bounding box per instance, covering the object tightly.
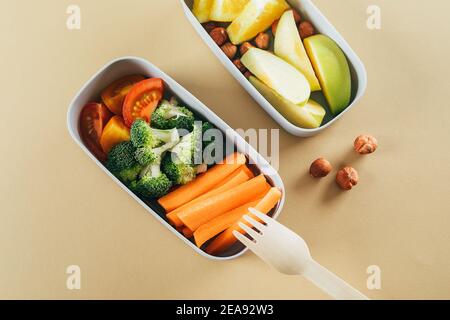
[310,158,332,178]
[271,20,279,35]
[298,21,315,39]
[240,42,254,56]
[221,42,237,59]
[292,10,302,24]
[336,166,359,190]
[255,32,270,49]
[354,135,378,155]
[233,59,247,73]
[244,71,253,79]
[210,27,228,46]
[203,22,218,33]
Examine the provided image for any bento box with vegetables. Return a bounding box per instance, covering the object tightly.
[77,72,283,257]
[183,0,366,135]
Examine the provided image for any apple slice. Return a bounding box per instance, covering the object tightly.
[249,76,325,129]
[304,35,352,115]
[242,48,311,105]
[193,0,213,23]
[274,10,321,92]
[227,0,289,44]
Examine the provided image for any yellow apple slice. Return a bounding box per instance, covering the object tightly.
[227,0,289,44]
[249,76,325,129]
[193,0,214,23]
[209,0,249,22]
[242,48,311,105]
[304,35,352,115]
[275,10,321,92]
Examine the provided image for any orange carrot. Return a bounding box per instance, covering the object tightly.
[182,227,194,238]
[241,165,255,180]
[158,152,246,212]
[178,175,270,231]
[194,199,262,248]
[166,167,252,227]
[211,166,253,190]
[205,187,282,255]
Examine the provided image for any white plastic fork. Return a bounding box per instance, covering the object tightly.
[233,208,369,300]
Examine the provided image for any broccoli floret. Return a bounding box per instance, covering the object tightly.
[106,141,142,184]
[135,162,172,198]
[130,120,180,165]
[162,123,203,185]
[106,135,172,198]
[131,119,180,148]
[200,121,222,166]
[162,153,196,185]
[202,121,215,134]
[201,121,217,146]
[151,99,195,131]
[173,122,202,163]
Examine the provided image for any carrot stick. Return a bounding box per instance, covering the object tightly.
[241,165,255,180]
[158,152,246,212]
[205,187,282,255]
[178,175,269,231]
[166,167,252,227]
[182,227,194,238]
[211,166,253,190]
[194,199,262,248]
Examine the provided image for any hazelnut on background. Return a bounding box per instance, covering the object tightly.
[298,21,315,39]
[354,135,378,155]
[336,166,359,190]
[310,158,332,178]
[210,27,228,46]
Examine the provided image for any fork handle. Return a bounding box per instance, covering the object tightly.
[302,260,369,300]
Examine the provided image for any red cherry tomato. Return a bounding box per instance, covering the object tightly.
[122,78,164,127]
[79,102,112,161]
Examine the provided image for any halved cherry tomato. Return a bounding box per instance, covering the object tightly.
[100,115,130,155]
[79,102,113,161]
[101,74,145,115]
[122,78,164,127]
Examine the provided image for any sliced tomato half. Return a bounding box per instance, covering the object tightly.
[101,74,145,115]
[79,102,112,161]
[123,78,164,127]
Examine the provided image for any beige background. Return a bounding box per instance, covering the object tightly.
[1,0,449,299]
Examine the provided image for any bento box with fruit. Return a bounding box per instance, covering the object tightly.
[181,0,367,136]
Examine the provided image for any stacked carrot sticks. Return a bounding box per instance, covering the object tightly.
[158,152,282,255]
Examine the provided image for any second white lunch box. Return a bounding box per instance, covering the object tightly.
[180,0,368,137]
[67,56,285,261]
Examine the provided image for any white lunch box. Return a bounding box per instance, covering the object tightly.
[180,0,368,137]
[67,56,285,260]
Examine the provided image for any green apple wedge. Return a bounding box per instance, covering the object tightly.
[241,48,311,105]
[274,10,321,92]
[249,76,326,129]
[304,35,352,115]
